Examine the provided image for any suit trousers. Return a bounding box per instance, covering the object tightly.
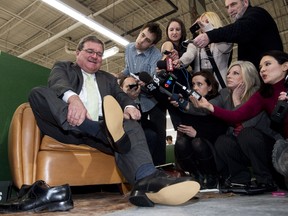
[215,127,275,184]
[28,86,153,184]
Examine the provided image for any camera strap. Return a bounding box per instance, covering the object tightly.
[204,46,226,88]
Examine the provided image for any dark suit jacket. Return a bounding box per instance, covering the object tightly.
[48,61,136,110]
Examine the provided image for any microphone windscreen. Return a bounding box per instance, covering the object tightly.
[157,60,167,70]
[139,71,153,83]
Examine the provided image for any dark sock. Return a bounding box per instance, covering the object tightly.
[135,163,157,181]
[77,119,101,137]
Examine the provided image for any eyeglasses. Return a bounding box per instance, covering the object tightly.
[82,49,103,57]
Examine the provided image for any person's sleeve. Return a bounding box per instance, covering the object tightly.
[62,90,77,103]
[180,43,197,66]
[207,8,266,44]
[122,47,130,75]
[150,51,162,76]
[212,92,264,124]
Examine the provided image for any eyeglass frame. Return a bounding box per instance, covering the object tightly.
[82,49,104,57]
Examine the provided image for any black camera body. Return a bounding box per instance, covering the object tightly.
[271,75,288,123]
[271,100,288,123]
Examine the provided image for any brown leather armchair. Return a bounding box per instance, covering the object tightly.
[8,103,127,193]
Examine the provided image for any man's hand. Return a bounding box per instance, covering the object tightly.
[124,106,141,120]
[67,95,88,126]
[193,33,210,48]
[126,86,141,100]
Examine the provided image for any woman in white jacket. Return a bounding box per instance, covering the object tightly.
[179,12,233,88]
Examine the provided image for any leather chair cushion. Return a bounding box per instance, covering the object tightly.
[40,136,98,152]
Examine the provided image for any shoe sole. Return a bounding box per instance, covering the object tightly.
[145,181,200,206]
[103,95,125,143]
[34,200,74,212]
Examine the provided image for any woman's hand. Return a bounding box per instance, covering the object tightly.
[189,95,214,112]
[177,124,197,137]
[278,91,288,101]
[232,82,245,106]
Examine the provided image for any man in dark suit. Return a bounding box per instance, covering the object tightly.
[28,35,200,207]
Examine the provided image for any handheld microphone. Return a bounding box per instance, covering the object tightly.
[139,71,188,108]
[157,60,167,70]
[160,52,174,72]
[157,69,202,101]
[166,56,173,72]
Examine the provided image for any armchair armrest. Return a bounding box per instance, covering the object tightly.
[8,103,42,188]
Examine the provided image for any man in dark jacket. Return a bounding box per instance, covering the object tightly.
[193,0,283,68]
[28,35,200,207]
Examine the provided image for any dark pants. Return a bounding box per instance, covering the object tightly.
[142,103,166,165]
[175,134,217,176]
[215,127,275,184]
[28,86,153,184]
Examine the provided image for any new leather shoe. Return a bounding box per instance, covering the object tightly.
[103,95,131,153]
[129,170,200,207]
[0,180,73,213]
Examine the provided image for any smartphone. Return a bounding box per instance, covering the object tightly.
[128,83,138,89]
[163,50,172,55]
[190,23,200,34]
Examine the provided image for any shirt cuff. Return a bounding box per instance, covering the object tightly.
[62,90,77,103]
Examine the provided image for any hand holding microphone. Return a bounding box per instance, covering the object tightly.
[138,71,188,109]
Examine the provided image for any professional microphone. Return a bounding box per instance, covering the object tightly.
[157,60,167,70]
[139,71,188,108]
[160,52,174,72]
[157,59,185,71]
[139,71,171,96]
[157,69,202,100]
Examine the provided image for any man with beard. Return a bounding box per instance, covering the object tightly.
[193,0,283,68]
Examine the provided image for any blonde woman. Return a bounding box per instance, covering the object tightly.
[190,60,281,194]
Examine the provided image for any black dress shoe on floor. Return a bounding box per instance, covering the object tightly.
[0,180,73,213]
[129,170,200,207]
[103,95,131,154]
[220,179,265,195]
[257,182,278,192]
